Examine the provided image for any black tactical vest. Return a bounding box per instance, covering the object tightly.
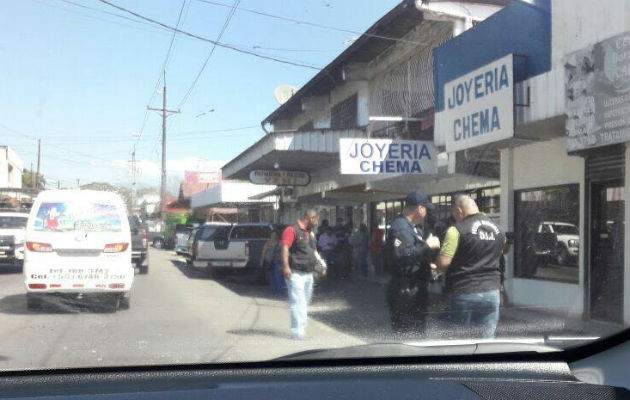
[289,224,317,272]
[445,214,505,294]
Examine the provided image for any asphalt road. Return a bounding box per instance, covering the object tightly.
[0,249,614,371]
[0,249,363,370]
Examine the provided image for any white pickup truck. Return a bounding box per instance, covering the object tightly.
[531,221,579,265]
[188,223,273,272]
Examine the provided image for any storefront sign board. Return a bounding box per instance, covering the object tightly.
[565,31,630,152]
[249,170,311,186]
[339,138,437,175]
[436,54,514,153]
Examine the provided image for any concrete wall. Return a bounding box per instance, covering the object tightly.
[274,80,370,132]
[0,147,24,189]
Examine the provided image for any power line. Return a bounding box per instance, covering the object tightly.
[194,0,421,45]
[53,0,169,30]
[139,0,189,137]
[176,0,241,110]
[31,0,171,36]
[97,0,322,70]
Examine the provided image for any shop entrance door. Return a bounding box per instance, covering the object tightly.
[589,180,625,323]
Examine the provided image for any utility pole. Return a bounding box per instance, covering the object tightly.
[131,144,137,213]
[148,71,180,218]
[36,139,41,189]
[30,163,34,189]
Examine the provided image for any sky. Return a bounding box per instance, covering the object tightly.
[0,0,400,193]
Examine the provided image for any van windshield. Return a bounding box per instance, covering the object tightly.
[33,202,123,233]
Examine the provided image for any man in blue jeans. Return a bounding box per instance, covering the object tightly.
[435,194,506,338]
[281,209,322,340]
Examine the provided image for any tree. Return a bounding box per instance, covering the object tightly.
[22,170,45,189]
[79,182,131,209]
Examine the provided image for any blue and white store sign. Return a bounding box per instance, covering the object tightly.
[339,138,437,175]
[436,54,514,153]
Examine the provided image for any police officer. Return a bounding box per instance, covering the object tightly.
[386,189,440,333]
[435,194,506,338]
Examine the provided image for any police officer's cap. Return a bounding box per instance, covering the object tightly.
[405,189,435,211]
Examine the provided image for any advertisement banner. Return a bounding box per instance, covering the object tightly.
[436,54,514,153]
[339,138,437,175]
[184,170,221,184]
[565,31,630,152]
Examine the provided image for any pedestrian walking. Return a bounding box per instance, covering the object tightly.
[435,194,506,339]
[281,209,322,340]
[350,224,369,277]
[317,226,337,269]
[261,231,280,293]
[369,225,384,277]
[333,218,352,278]
[386,189,440,333]
[316,219,329,243]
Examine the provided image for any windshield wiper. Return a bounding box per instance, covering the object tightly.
[275,339,564,361]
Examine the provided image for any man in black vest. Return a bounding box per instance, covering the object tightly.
[386,189,440,333]
[281,209,320,340]
[435,194,506,338]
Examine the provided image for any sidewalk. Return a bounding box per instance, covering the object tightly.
[311,272,619,342]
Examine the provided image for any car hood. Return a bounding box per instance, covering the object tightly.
[556,234,579,241]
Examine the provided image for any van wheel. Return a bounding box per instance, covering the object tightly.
[139,264,149,274]
[119,294,130,310]
[100,294,119,313]
[26,294,41,311]
[153,238,164,249]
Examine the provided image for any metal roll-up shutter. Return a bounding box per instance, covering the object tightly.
[585,144,625,181]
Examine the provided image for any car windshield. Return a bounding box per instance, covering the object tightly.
[553,224,579,235]
[0,216,27,229]
[1,0,628,371]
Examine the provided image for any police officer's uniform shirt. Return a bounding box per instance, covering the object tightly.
[388,215,432,281]
[440,213,505,294]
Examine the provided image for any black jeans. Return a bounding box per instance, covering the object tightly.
[387,280,429,334]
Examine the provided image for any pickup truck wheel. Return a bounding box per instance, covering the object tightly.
[556,247,569,266]
[139,264,149,274]
[153,238,164,249]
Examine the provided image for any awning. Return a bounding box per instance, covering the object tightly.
[248,187,290,201]
[191,181,276,209]
[221,128,367,180]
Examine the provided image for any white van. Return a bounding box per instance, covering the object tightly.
[23,190,134,312]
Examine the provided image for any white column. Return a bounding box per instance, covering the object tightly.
[500,148,515,293]
[624,143,630,324]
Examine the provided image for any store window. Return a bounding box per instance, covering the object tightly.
[430,186,500,223]
[514,184,580,283]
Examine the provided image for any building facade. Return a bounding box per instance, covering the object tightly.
[0,146,23,189]
[223,0,629,326]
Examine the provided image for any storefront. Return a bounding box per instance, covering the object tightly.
[433,0,630,325]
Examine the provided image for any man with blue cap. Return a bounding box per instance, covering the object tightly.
[386,188,441,333]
